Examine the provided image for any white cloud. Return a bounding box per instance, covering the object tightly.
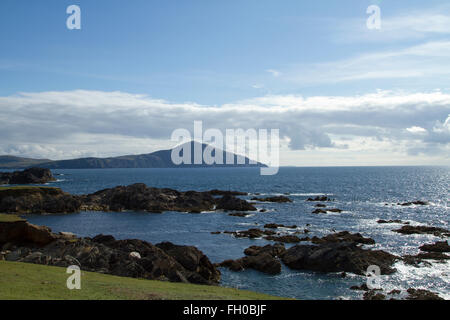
[406,126,427,134]
[283,41,450,85]
[266,69,282,77]
[0,90,449,165]
[337,8,450,43]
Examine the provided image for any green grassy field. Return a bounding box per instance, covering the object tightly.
[0,213,25,222]
[0,261,285,300]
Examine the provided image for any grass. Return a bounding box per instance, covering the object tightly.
[0,261,285,300]
[0,213,25,222]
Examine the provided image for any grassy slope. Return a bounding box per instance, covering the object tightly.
[0,213,25,222]
[0,261,284,300]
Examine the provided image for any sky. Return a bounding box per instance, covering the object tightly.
[0,0,449,166]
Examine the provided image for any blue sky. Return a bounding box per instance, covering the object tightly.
[0,0,449,165]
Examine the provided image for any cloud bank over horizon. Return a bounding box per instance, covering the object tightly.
[0,89,448,166]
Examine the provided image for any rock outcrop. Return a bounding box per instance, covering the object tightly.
[0,183,256,215]
[1,221,220,285]
[281,242,398,275]
[218,244,285,275]
[0,187,82,214]
[0,219,56,246]
[0,167,56,185]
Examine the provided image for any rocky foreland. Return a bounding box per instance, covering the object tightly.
[0,183,257,215]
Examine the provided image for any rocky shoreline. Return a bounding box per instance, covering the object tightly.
[0,168,447,300]
[0,218,220,285]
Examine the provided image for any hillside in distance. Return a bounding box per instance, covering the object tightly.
[0,142,265,169]
[0,156,51,169]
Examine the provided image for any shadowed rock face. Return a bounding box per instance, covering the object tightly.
[0,220,56,246]
[281,242,398,275]
[0,221,220,285]
[0,168,56,185]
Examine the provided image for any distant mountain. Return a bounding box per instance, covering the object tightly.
[0,156,51,169]
[0,142,265,169]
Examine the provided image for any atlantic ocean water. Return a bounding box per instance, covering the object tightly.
[23,166,449,299]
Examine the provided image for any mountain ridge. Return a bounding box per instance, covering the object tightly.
[0,142,265,169]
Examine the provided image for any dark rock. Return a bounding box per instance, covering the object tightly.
[233,228,275,239]
[311,231,375,245]
[243,244,286,257]
[393,225,450,237]
[281,242,398,275]
[0,167,56,185]
[406,288,443,300]
[403,252,449,266]
[6,230,220,285]
[377,219,407,224]
[0,220,56,246]
[0,187,82,214]
[228,212,251,217]
[363,290,386,300]
[419,241,450,253]
[217,259,243,271]
[399,201,429,206]
[209,190,248,196]
[315,204,326,208]
[251,196,292,203]
[350,283,369,291]
[264,235,302,243]
[307,196,331,202]
[327,208,343,213]
[155,242,221,284]
[264,223,297,229]
[219,244,285,275]
[312,209,327,214]
[81,183,217,213]
[215,194,257,211]
[388,289,401,295]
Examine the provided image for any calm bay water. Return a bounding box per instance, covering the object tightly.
[24,166,449,299]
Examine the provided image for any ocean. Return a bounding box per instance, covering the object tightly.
[23,166,449,300]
